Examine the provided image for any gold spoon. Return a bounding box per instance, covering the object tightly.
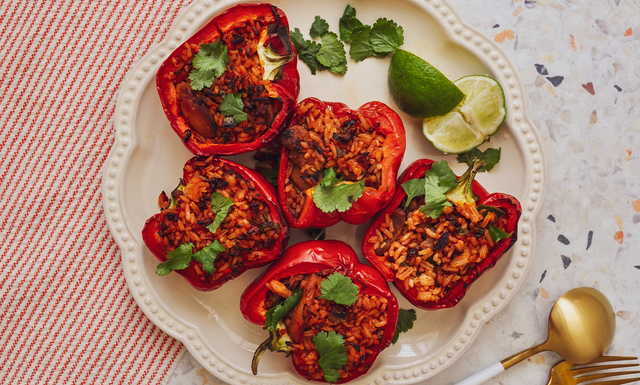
[454,287,616,385]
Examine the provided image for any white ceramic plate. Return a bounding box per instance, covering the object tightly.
[102,0,546,383]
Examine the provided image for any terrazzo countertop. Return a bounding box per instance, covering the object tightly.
[167,0,640,384]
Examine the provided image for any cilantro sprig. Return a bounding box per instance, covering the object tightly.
[156,240,226,275]
[219,93,248,123]
[319,272,359,306]
[401,160,458,218]
[290,20,348,75]
[313,331,348,383]
[189,41,230,91]
[489,226,513,243]
[457,147,501,172]
[313,168,365,213]
[291,5,405,75]
[207,192,234,234]
[391,308,417,344]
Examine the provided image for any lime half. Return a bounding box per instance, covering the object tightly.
[423,75,506,154]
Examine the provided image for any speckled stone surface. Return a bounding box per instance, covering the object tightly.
[167,0,640,384]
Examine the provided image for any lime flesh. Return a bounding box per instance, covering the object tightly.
[388,49,465,119]
[423,75,506,154]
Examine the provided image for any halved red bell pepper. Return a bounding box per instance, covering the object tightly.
[240,240,399,383]
[277,97,406,228]
[362,159,521,309]
[156,3,300,156]
[142,156,289,291]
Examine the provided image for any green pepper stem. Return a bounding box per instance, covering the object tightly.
[258,43,295,81]
[251,334,273,375]
[446,159,486,207]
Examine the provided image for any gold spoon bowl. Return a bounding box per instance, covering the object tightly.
[455,287,616,385]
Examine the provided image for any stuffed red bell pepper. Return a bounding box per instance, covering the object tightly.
[156,3,300,156]
[278,98,405,228]
[362,159,521,309]
[240,240,399,383]
[142,156,289,291]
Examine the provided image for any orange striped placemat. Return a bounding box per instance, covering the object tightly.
[0,1,191,383]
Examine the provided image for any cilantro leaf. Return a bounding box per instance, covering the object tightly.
[156,243,194,276]
[401,178,426,210]
[290,28,325,75]
[489,226,513,243]
[319,273,359,306]
[319,167,340,187]
[430,160,458,189]
[313,331,348,383]
[338,4,364,43]
[219,93,248,123]
[457,147,501,172]
[313,168,366,213]
[370,18,404,54]
[189,41,230,91]
[191,240,226,274]
[310,16,330,39]
[265,288,302,333]
[317,33,347,75]
[348,25,376,62]
[419,161,457,218]
[207,192,234,233]
[392,308,417,344]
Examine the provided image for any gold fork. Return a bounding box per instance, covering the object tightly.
[547,356,640,385]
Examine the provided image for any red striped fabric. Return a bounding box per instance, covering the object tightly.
[0,1,190,383]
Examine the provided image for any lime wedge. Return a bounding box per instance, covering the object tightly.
[423,75,506,154]
[388,49,465,119]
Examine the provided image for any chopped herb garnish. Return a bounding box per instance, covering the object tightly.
[489,226,513,243]
[401,178,426,210]
[319,272,359,306]
[419,161,458,218]
[391,308,417,344]
[317,32,348,75]
[313,167,365,213]
[207,192,234,233]
[369,18,404,54]
[156,243,194,276]
[310,16,330,38]
[338,4,363,43]
[457,147,501,172]
[191,240,226,274]
[265,288,303,333]
[189,41,230,91]
[313,331,348,383]
[219,93,248,123]
[290,28,324,75]
[156,240,226,275]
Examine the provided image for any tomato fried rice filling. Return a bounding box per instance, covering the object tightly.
[156,157,281,282]
[265,272,390,381]
[282,101,388,218]
[367,197,511,303]
[167,17,283,144]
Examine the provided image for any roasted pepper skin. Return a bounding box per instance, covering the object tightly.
[240,240,399,383]
[142,156,289,291]
[278,98,406,229]
[362,159,522,310]
[156,3,300,156]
